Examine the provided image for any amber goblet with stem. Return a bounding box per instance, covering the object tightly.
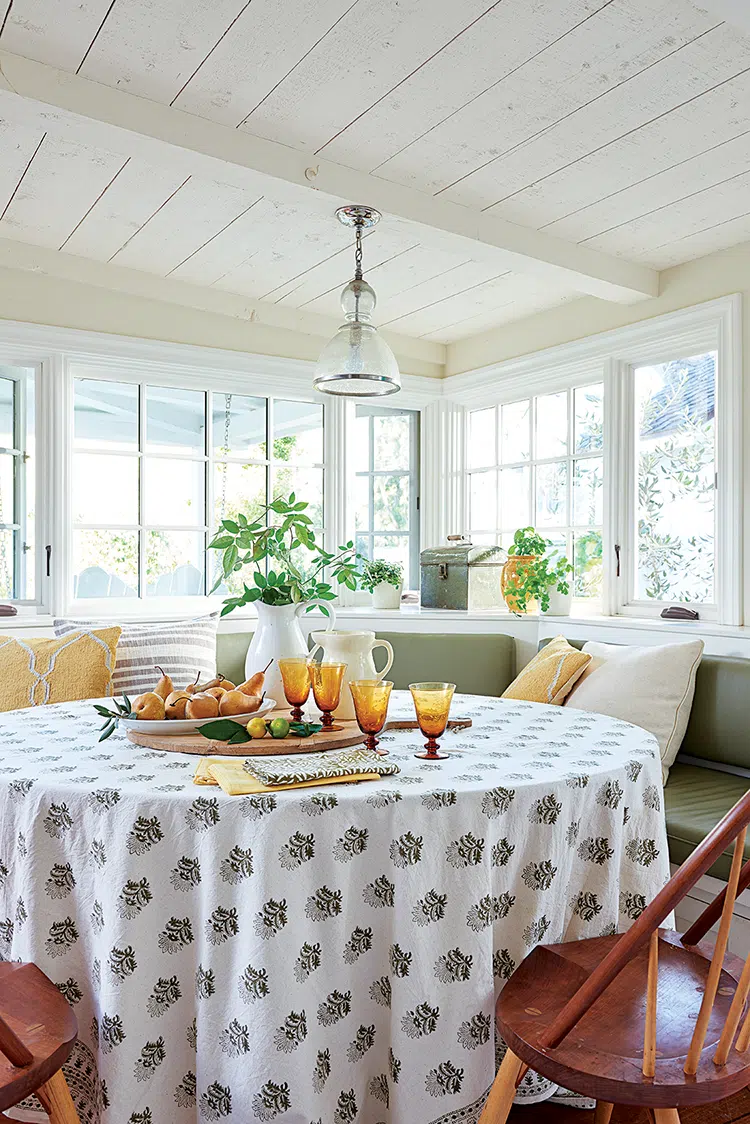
[309,661,346,730]
[349,679,393,756]
[409,682,456,760]
[278,657,312,722]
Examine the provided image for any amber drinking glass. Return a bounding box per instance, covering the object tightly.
[349,679,393,756]
[278,657,312,721]
[309,661,346,729]
[409,681,456,759]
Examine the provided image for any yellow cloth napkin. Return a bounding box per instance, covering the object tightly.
[194,757,381,796]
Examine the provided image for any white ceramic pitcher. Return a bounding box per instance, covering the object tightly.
[308,630,394,720]
[244,600,336,707]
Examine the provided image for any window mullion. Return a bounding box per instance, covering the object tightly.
[137,384,146,600]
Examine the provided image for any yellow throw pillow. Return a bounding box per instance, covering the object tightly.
[0,627,121,711]
[502,635,591,706]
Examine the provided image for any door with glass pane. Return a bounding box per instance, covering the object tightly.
[354,405,420,590]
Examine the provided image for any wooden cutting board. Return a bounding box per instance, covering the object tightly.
[126,715,472,756]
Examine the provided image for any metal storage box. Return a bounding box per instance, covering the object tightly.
[420,538,507,611]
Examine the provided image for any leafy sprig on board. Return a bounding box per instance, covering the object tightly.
[197,718,323,743]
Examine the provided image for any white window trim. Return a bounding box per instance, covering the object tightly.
[0,318,438,620]
[444,295,743,627]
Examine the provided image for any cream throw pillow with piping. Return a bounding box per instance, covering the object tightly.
[501,635,591,705]
[564,639,704,783]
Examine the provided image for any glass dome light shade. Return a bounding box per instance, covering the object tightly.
[313,321,401,396]
[313,277,401,397]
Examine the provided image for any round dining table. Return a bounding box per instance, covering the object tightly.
[0,691,669,1124]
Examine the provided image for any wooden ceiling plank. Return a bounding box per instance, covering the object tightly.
[0,0,115,71]
[77,0,252,105]
[273,236,460,311]
[0,134,127,248]
[499,70,750,235]
[375,0,718,200]
[421,291,575,342]
[584,168,750,258]
[63,159,199,260]
[457,24,748,215]
[644,211,750,269]
[321,0,610,172]
[0,48,658,300]
[239,0,498,155]
[173,0,358,125]
[545,129,750,244]
[0,118,46,218]
[110,176,261,275]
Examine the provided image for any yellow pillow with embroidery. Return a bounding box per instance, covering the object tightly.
[0,628,121,711]
[502,635,591,706]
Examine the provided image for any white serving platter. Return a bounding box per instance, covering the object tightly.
[119,697,276,735]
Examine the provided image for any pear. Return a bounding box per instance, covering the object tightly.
[133,692,166,721]
[220,689,261,716]
[153,666,174,700]
[204,686,227,701]
[238,659,273,697]
[185,673,202,695]
[186,693,220,720]
[216,677,235,691]
[165,690,190,720]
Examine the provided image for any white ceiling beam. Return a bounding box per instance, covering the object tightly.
[0,49,658,304]
[0,236,444,368]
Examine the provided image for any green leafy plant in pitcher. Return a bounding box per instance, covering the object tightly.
[501,526,573,614]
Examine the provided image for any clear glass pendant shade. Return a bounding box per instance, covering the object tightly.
[313,264,401,397]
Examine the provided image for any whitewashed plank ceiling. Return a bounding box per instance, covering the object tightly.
[0,0,747,343]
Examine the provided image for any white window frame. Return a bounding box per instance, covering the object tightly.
[446,295,742,627]
[0,320,436,621]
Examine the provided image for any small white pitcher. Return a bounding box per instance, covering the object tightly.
[308,629,394,720]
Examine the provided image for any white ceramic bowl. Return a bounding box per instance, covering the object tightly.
[119,697,276,735]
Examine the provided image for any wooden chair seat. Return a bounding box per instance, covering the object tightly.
[497,929,750,1108]
[0,962,78,1117]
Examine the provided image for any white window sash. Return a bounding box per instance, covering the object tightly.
[447,295,743,627]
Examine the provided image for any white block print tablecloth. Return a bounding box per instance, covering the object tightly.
[0,692,669,1124]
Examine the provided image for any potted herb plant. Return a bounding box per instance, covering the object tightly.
[362,559,404,610]
[501,527,573,615]
[208,493,361,704]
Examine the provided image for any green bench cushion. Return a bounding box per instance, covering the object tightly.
[664,762,750,880]
[217,629,516,698]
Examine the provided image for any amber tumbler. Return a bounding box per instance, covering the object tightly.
[309,661,346,729]
[278,657,312,721]
[409,681,456,760]
[349,679,393,756]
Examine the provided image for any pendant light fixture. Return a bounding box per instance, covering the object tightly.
[313,205,401,397]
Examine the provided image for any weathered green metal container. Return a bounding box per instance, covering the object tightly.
[420,538,507,611]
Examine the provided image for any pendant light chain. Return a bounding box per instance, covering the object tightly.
[354,221,364,281]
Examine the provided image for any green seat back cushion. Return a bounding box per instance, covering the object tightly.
[664,762,750,880]
[376,632,514,695]
[216,632,252,687]
[217,630,515,698]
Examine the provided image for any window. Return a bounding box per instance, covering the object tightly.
[467,383,603,602]
[72,378,323,601]
[630,351,717,609]
[354,404,420,589]
[0,367,35,602]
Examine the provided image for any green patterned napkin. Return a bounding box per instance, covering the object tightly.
[242,748,400,787]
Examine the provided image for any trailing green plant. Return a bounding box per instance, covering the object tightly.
[503,526,573,614]
[361,559,404,592]
[208,493,361,617]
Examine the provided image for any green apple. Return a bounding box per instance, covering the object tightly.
[269,717,290,739]
[247,717,268,739]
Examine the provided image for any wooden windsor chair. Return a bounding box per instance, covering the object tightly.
[0,961,80,1123]
[478,787,750,1124]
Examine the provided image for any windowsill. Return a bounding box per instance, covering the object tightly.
[3,605,749,641]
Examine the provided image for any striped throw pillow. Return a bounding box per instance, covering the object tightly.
[501,635,591,705]
[53,615,218,699]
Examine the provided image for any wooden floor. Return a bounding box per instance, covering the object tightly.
[509,1088,750,1123]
